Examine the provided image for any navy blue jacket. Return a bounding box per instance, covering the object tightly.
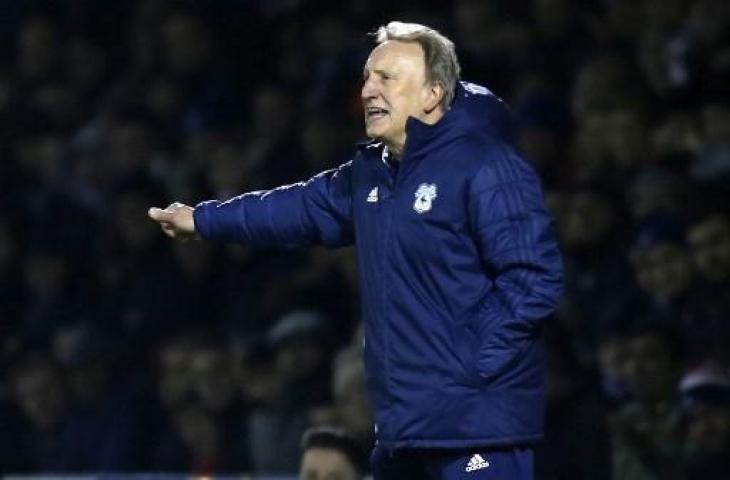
[194,82,564,449]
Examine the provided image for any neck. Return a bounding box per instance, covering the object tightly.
[385,139,404,160]
[385,108,445,161]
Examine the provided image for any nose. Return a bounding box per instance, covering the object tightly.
[361,77,378,102]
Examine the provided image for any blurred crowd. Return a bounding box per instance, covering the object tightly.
[0,0,729,478]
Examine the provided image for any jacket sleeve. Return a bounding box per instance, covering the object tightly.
[193,161,354,248]
[468,142,564,379]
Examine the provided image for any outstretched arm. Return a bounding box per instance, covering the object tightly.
[149,161,354,248]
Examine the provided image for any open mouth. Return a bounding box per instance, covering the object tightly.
[365,106,389,121]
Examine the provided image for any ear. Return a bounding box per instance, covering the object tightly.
[423,82,444,113]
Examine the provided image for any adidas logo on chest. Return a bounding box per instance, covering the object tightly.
[465,453,490,472]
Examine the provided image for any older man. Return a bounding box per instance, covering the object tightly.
[149,22,563,480]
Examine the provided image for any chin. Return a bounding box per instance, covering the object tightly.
[365,118,392,140]
[365,127,386,141]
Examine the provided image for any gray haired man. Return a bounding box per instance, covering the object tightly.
[150,21,563,480]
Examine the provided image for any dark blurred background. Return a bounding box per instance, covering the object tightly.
[0,0,729,478]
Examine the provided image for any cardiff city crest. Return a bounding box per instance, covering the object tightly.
[413,183,438,214]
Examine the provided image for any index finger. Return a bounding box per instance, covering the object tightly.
[148,207,172,223]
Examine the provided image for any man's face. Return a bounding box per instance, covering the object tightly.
[688,215,730,281]
[300,448,359,480]
[631,243,693,300]
[623,333,676,403]
[13,363,67,430]
[361,40,431,150]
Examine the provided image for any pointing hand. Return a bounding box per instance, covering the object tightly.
[148,202,200,242]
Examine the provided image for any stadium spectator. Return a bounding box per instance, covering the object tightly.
[537,321,611,480]
[684,207,730,363]
[608,326,685,480]
[7,353,71,471]
[152,333,249,473]
[246,310,331,473]
[50,323,147,471]
[688,210,730,283]
[680,365,730,479]
[629,214,695,329]
[299,426,367,480]
[552,185,635,347]
[311,323,374,454]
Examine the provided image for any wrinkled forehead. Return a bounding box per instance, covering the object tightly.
[364,40,426,75]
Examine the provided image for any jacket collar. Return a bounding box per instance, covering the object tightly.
[356,81,512,161]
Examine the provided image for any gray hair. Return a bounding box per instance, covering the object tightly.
[374,21,461,110]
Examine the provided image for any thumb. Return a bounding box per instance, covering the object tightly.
[148,207,172,223]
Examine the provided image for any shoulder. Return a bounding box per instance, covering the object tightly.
[461,137,541,194]
[453,134,529,176]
